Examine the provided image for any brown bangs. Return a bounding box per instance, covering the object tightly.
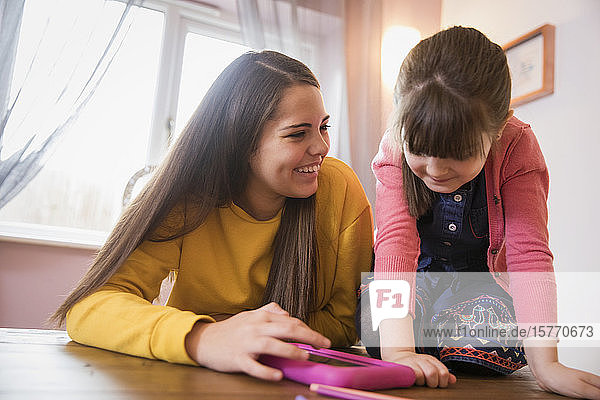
[400,82,492,160]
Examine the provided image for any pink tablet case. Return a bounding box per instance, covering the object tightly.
[259,344,415,390]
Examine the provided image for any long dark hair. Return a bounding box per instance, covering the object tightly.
[51,51,320,325]
[392,26,512,217]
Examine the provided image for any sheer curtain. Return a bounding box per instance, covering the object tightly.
[0,0,144,210]
[236,0,351,166]
[343,0,383,206]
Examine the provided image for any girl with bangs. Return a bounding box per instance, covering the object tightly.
[358,26,600,398]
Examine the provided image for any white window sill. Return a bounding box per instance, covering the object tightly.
[0,222,106,250]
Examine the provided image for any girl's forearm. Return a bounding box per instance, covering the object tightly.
[379,317,416,359]
[523,338,559,375]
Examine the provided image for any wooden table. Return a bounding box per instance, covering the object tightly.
[0,328,565,399]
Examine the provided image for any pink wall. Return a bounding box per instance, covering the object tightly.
[0,240,95,328]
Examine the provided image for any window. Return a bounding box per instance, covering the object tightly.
[175,29,251,139]
[0,0,251,247]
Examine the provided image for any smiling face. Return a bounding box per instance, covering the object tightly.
[403,137,491,193]
[241,84,330,218]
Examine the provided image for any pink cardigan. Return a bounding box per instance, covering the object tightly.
[373,116,557,325]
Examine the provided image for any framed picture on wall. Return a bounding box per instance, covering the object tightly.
[503,24,555,107]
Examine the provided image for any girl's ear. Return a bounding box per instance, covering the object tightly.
[497,109,514,140]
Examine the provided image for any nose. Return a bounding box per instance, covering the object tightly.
[308,129,330,156]
[426,157,449,177]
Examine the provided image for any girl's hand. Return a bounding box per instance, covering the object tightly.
[531,361,600,399]
[384,350,457,388]
[184,302,331,381]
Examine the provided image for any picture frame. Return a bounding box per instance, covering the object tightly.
[503,24,555,107]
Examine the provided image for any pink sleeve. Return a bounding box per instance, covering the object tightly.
[501,125,557,326]
[372,131,420,315]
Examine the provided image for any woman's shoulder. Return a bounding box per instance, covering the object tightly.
[316,157,372,232]
[319,157,366,197]
[318,157,370,211]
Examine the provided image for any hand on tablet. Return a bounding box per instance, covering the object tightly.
[384,350,456,388]
[184,302,331,380]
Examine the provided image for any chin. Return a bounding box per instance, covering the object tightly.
[295,191,318,199]
[425,181,461,193]
[288,185,318,199]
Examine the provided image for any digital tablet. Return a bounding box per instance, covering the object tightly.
[258,343,415,390]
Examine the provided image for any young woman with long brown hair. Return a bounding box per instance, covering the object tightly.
[51,50,373,381]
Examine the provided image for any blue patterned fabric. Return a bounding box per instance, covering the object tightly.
[413,169,526,374]
[413,271,527,375]
[356,169,527,375]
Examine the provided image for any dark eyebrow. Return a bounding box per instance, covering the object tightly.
[280,115,330,131]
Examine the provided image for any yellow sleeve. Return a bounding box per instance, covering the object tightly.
[66,236,214,365]
[310,205,374,346]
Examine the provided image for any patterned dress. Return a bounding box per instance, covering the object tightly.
[357,170,527,375]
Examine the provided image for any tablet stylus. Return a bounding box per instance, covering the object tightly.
[309,383,412,400]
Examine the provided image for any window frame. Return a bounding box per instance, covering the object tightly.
[142,0,246,165]
[0,0,246,249]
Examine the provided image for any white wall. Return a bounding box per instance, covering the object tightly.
[442,0,600,374]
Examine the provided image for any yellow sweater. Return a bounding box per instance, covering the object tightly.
[67,157,373,365]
